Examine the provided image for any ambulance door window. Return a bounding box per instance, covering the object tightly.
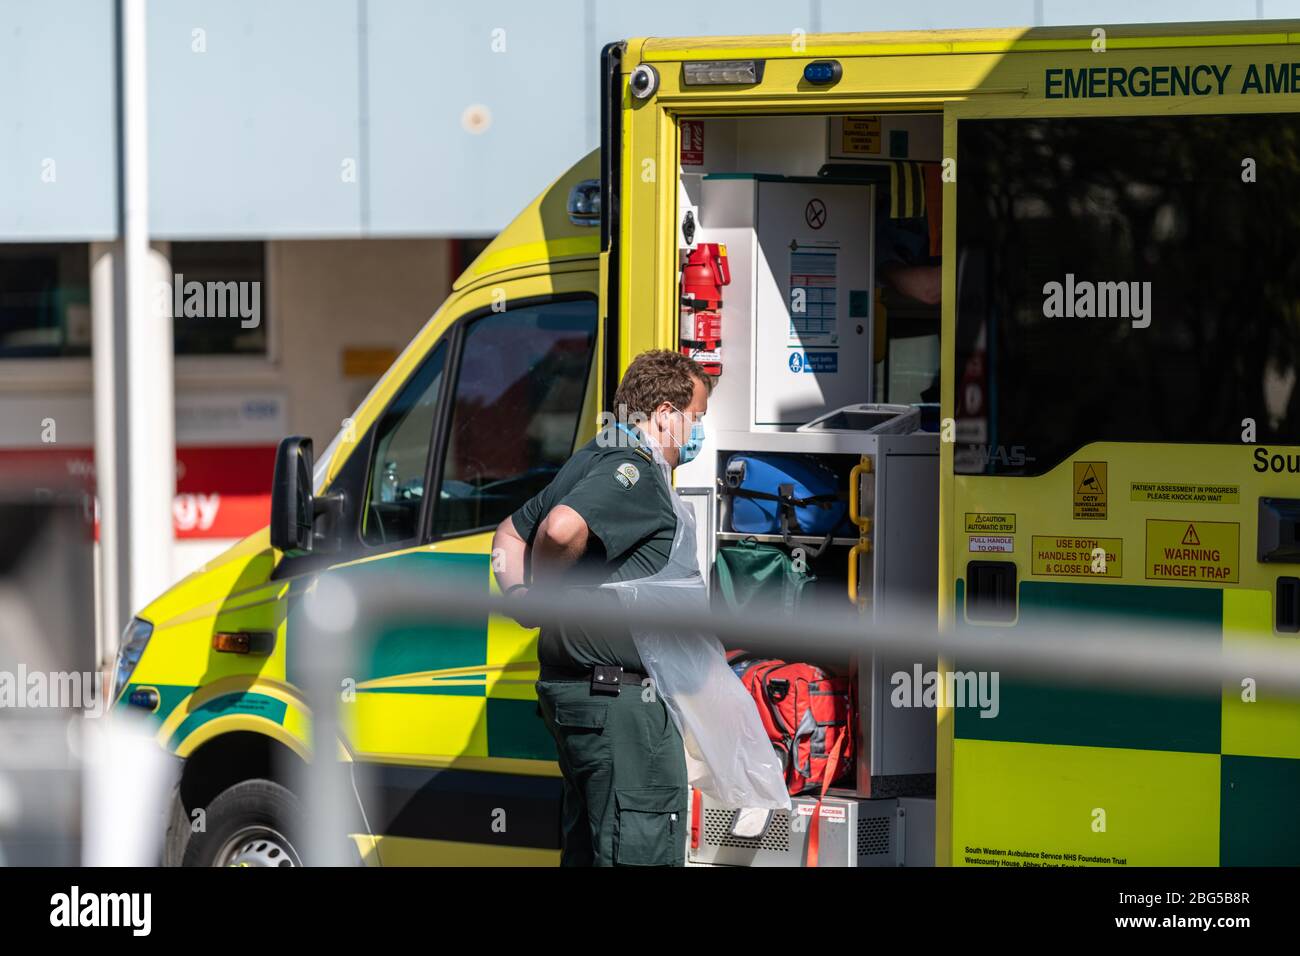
[954,112,1300,476]
[430,295,597,538]
[360,341,448,547]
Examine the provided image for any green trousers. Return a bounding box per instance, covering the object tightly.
[536,677,689,866]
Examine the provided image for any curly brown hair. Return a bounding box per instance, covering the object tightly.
[612,349,714,422]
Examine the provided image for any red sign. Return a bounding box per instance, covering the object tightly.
[0,445,276,539]
[681,120,705,166]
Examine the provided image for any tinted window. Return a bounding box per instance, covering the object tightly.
[169,241,268,355]
[955,114,1300,475]
[432,298,597,537]
[361,342,447,546]
[0,244,90,357]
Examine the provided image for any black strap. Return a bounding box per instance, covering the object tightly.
[720,479,841,556]
[538,663,649,685]
[720,485,841,510]
[722,459,842,508]
[779,504,837,558]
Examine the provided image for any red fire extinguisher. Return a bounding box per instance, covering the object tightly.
[679,243,730,375]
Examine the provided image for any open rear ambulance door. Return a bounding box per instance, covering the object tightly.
[603,36,958,866]
[942,36,1300,868]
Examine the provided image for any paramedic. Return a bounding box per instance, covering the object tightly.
[875,167,942,402]
[490,349,713,866]
[877,207,940,305]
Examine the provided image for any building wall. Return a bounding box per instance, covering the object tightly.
[271,239,451,452]
[0,238,453,581]
[0,0,117,240]
[0,0,1290,241]
[172,236,454,576]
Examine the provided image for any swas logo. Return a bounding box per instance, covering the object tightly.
[966,444,1030,467]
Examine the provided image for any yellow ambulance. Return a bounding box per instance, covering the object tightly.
[116,20,1300,866]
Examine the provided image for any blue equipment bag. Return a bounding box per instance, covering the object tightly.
[722,453,850,557]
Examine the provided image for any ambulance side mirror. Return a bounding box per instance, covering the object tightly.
[271,436,316,555]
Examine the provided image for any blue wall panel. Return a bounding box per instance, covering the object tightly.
[147,0,362,238]
[0,0,117,241]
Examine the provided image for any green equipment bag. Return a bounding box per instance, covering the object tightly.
[713,537,815,617]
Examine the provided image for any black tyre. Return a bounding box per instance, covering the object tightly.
[179,778,305,867]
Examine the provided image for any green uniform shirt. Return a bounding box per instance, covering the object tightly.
[510,423,676,672]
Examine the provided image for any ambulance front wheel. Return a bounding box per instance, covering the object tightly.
[178,778,306,867]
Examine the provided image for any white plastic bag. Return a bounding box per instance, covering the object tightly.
[599,443,792,811]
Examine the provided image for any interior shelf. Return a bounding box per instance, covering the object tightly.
[825,786,868,800]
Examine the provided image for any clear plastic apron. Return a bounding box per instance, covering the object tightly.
[599,436,792,811]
